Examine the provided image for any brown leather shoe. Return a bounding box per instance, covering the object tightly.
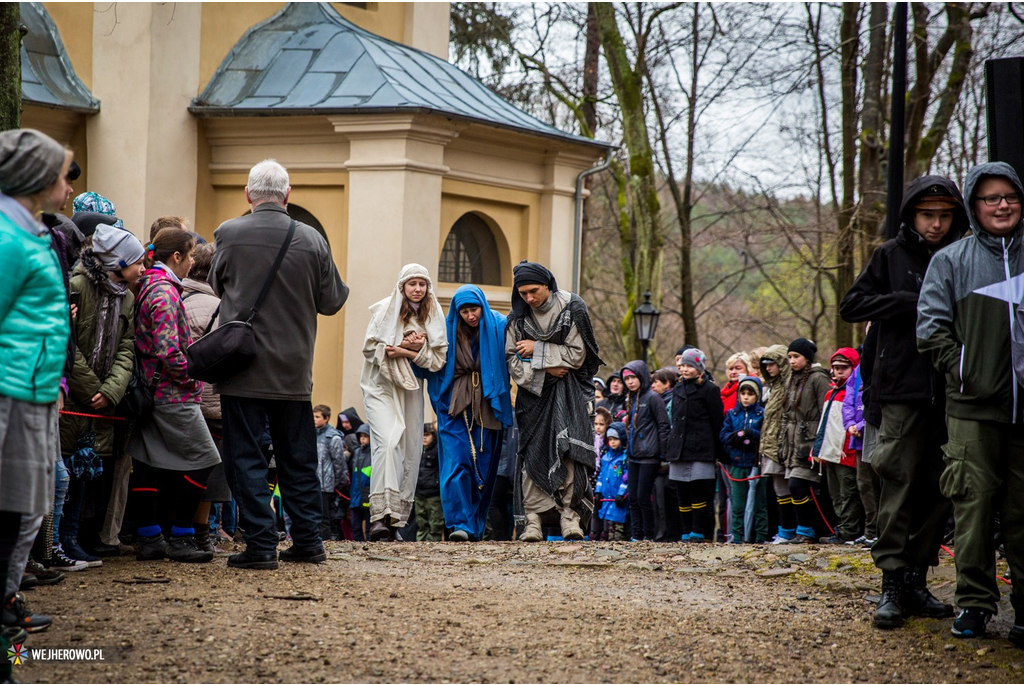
[368,519,392,541]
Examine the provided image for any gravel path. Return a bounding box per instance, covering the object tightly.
[15,540,1021,683]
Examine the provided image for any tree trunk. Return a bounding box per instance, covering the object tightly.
[582,4,600,138]
[0,3,21,132]
[858,3,887,252]
[835,2,859,349]
[593,3,665,362]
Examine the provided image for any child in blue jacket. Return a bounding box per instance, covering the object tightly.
[595,422,629,541]
[719,376,768,543]
[349,425,372,541]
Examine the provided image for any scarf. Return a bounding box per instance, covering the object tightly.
[80,250,129,378]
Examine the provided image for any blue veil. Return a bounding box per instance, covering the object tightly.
[424,285,513,427]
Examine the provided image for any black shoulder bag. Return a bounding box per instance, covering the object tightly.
[186,219,295,384]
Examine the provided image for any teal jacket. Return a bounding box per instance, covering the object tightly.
[0,212,71,404]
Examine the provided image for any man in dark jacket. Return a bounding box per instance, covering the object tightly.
[918,163,1024,643]
[211,159,349,570]
[620,360,670,541]
[841,175,968,629]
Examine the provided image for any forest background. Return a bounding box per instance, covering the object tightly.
[449,1,1024,376]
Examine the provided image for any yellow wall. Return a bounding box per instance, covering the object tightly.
[198,2,410,92]
[208,173,349,409]
[41,2,93,90]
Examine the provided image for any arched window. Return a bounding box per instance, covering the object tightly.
[438,213,501,285]
[241,203,328,246]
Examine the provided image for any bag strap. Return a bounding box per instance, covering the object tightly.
[246,219,296,325]
[203,304,220,336]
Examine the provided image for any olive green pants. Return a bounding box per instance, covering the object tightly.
[823,461,863,541]
[941,416,1024,616]
[871,403,949,571]
[415,495,445,541]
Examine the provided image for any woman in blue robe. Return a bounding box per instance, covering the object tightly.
[426,285,513,541]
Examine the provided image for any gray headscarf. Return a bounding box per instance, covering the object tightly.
[0,129,66,197]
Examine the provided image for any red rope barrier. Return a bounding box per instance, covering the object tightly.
[59,410,126,422]
[941,544,1012,585]
[808,488,836,536]
[717,461,769,482]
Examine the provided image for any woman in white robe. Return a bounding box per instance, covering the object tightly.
[361,264,447,540]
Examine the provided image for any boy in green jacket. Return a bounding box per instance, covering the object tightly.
[917,161,1024,644]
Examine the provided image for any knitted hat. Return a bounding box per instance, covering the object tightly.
[788,338,817,363]
[0,129,65,197]
[830,347,861,367]
[592,377,606,390]
[92,223,145,272]
[72,211,118,238]
[679,348,707,375]
[737,376,762,402]
[72,191,124,228]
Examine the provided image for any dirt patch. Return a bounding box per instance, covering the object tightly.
[15,540,1020,683]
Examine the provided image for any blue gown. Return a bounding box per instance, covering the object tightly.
[424,285,513,540]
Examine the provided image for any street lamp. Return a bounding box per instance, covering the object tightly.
[633,291,660,364]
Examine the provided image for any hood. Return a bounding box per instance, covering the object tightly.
[620,360,651,395]
[355,424,370,437]
[337,407,364,432]
[736,375,763,405]
[759,344,790,384]
[897,175,969,248]
[605,421,627,444]
[964,162,1024,241]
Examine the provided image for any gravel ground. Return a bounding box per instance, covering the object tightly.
[14,539,1021,683]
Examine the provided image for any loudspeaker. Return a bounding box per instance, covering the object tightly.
[986,57,1024,182]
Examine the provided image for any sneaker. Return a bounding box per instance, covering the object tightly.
[166,536,214,564]
[60,538,102,568]
[24,560,63,586]
[1009,624,1024,649]
[2,624,27,646]
[860,537,878,550]
[951,609,991,638]
[771,534,794,545]
[279,545,327,564]
[819,535,846,545]
[90,543,121,557]
[227,548,279,570]
[44,546,89,572]
[18,574,37,591]
[789,534,815,544]
[1,593,51,633]
[845,535,868,546]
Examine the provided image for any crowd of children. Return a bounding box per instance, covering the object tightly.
[590,339,878,547]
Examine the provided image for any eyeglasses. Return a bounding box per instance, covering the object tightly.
[975,194,1021,206]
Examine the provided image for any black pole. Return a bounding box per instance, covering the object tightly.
[886,3,908,239]
[641,340,649,365]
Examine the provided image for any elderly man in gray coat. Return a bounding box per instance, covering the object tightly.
[211,159,348,570]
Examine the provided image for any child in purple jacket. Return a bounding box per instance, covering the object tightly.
[842,365,876,545]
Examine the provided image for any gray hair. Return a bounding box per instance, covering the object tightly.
[246,159,290,204]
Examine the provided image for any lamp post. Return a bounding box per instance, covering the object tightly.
[633,291,661,365]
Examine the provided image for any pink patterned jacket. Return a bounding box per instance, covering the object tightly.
[135,265,202,404]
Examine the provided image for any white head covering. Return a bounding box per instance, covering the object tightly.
[365,263,447,390]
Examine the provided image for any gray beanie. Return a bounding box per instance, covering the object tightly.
[92,223,145,272]
[0,129,66,197]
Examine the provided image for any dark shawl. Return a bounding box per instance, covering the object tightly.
[508,293,603,531]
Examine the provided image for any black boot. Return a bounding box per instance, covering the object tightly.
[135,534,168,561]
[873,568,905,629]
[193,524,216,555]
[903,565,954,618]
[166,536,214,563]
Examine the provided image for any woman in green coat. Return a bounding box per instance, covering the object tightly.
[58,223,145,564]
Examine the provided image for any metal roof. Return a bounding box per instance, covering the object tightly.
[19,2,100,114]
[190,2,608,148]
